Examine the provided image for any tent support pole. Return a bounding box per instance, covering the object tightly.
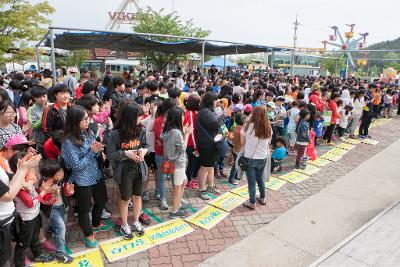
[201,41,205,74]
[223,55,226,71]
[35,46,40,71]
[271,51,275,73]
[50,28,57,84]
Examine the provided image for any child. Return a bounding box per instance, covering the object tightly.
[286,101,300,155]
[161,106,193,219]
[338,105,353,138]
[93,100,113,142]
[9,152,54,267]
[228,113,246,185]
[39,159,74,263]
[295,109,311,169]
[383,89,393,118]
[28,85,48,154]
[271,136,287,173]
[107,103,148,240]
[43,130,63,160]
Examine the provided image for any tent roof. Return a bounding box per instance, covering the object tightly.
[44,31,289,56]
[204,57,237,68]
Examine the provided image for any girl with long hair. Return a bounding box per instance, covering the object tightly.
[240,105,272,210]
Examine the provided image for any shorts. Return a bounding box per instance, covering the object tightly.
[198,146,218,167]
[119,163,143,200]
[144,152,157,170]
[173,168,187,186]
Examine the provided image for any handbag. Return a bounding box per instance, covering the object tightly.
[161,160,175,175]
[238,139,260,171]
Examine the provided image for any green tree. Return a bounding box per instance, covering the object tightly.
[132,7,210,71]
[56,50,90,69]
[0,0,54,59]
[320,54,345,76]
[382,52,400,71]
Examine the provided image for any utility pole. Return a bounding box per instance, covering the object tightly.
[290,15,299,76]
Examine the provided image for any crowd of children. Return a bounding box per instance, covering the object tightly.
[0,67,398,266]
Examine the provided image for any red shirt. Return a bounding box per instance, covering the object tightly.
[183,110,197,149]
[309,92,325,113]
[75,85,83,99]
[328,100,340,124]
[44,138,61,160]
[153,116,165,156]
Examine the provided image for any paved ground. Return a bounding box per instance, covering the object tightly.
[61,117,400,267]
[313,201,400,267]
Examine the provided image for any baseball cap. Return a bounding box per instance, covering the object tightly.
[69,67,78,73]
[3,134,33,149]
[266,101,276,108]
[244,104,253,113]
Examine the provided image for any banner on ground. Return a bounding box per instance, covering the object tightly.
[320,152,342,162]
[327,148,348,156]
[336,143,355,150]
[362,139,379,145]
[100,234,155,262]
[308,157,331,167]
[279,171,310,184]
[344,138,361,145]
[185,205,229,230]
[265,177,287,190]
[208,192,247,212]
[230,184,250,198]
[293,164,320,176]
[32,248,103,267]
[145,218,194,246]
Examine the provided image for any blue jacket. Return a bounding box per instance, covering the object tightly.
[296,120,311,143]
[61,133,102,186]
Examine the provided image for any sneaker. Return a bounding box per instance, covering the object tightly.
[190,181,199,190]
[272,165,282,174]
[131,221,145,236]
[169,209,187,219]
[142,191,151,202]
[54,252,74,264]
[295,164,306,170]
[41,239,56,253]
[218,170,227,179]
[257,197,266,205]
[243,200,256,210]
[93,222,112,233]
[159,198,169,210]
[359,135,366,139]
[207,184,221,195]
[139,212,151,226]
[228,180,239,185]
[302,156,310,161]
[101,208,111,219]
[33,252,54,263]
[179,199,190,210]
[120,224,133,240]
[128,200,134,211]
[84,234,98,248]
[199,190,210,200]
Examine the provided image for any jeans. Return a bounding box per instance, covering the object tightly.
[228,152,238,183]
[185,146,200,182]
[245,158,267,204]
[359,111,372,136]
[215,139,228,171]
[74,179,108,237]
[47,205,67,254]
[155,154,167,200]
[323,123,336,143]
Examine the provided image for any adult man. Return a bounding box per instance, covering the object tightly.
[63,67,78,98]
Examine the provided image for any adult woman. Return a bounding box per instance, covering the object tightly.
[239,105,272,210]
[183,94,201,190]
[308,83,325,113]
[61,105,110,248]
[0,99,22,149]
[75,95,100,137]
[195,92,221,200]
[323,92,340,145]
[350,89,366,138]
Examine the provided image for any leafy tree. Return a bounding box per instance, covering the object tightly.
[0,0,54,59]
[132,7,210,71]
[56,50,90,69]
[320,54,345,76]
[382,52,400,71]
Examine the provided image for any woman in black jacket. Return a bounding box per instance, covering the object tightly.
[195,92,221,200]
